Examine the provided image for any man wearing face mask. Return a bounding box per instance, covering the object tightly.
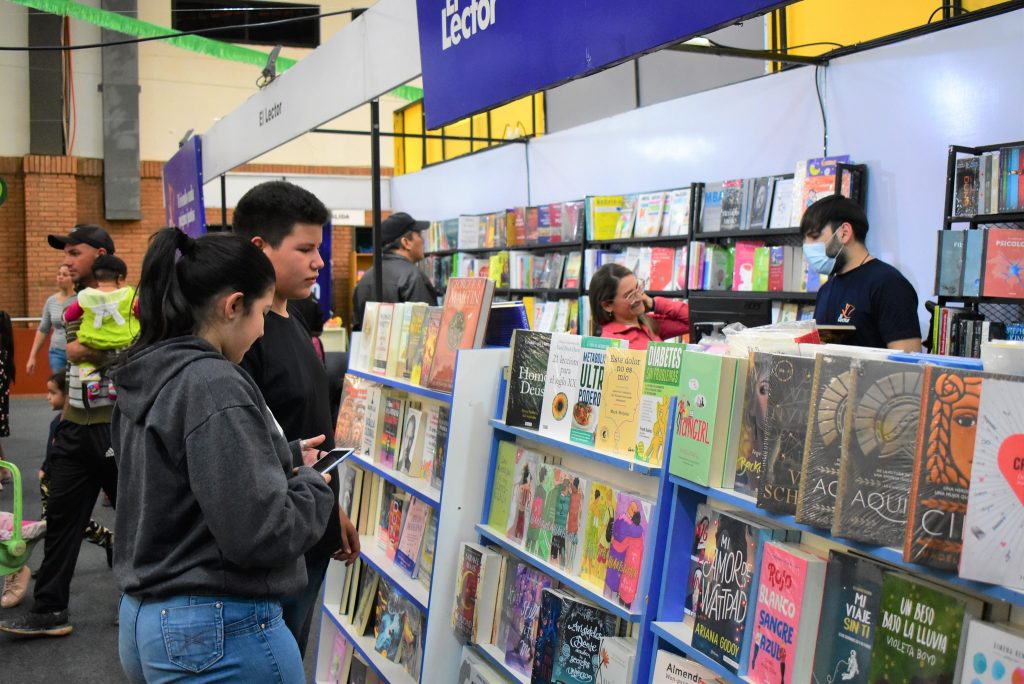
[801,195,922,352]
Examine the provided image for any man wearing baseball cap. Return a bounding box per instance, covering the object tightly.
[0,224,119,638]
[352,211,439,329]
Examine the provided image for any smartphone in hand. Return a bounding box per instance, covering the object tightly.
[310,448,355,475]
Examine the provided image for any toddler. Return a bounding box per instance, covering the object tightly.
[62,254,139,405]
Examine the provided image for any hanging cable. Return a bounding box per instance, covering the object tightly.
[0,8,365,51]
[814,64,828,157]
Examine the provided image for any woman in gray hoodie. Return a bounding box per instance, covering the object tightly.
[110,228,335,683]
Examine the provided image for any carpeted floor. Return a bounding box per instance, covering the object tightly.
[0,396,322,682]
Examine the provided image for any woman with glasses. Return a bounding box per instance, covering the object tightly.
[588,263,690,350]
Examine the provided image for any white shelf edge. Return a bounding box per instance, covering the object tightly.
[473,642,530,684]
[358,534,430,612]
[350,451,442,509]
[347,366,453,404]
[321,604,416,684]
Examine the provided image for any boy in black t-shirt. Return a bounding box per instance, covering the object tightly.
[233,181,359,656]
[800,195,922,351]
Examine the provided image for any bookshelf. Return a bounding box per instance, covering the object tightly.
[420,169,861,329]
[466,369,674,684]
[315,348,508,684]
[934,140,1024,352]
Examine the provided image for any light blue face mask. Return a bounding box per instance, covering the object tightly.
[803,231,845,275]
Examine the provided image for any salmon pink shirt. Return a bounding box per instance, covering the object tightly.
[599,297,690,350]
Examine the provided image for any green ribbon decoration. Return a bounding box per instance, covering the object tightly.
[9,0,298,70]
[8,0,424,101]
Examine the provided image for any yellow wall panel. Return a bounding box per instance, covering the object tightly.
[782,0,1013,56]
[443,118,472,158]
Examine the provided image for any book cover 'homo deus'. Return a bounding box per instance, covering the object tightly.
[505,330,552,431]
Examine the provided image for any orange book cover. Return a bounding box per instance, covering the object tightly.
[424,277,495,392]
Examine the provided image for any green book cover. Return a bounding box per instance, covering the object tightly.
[487,441,519,533]
[752,246,770,292]
[569,337,622,446]
[524,462,556,560]
[669,350,732,486]
[868,573,980,683]
[636,342,685,466]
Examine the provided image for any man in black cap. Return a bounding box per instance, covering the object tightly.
[0,224,119,638]
[351,211,439,329]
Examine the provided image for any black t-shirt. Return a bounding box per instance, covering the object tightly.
[813,258,921,349]
[240,306,341,561]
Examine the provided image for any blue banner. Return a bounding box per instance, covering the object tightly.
[312,223,333,321]
[416,0,789,129]
[162,136,207,237]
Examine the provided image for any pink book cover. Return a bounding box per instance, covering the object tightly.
[768,246,785,292]
[747,543,808,684]
[649,247,675,290]
[732,241,764,292]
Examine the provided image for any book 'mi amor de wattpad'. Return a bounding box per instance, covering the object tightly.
[833,360,923,546]
[960,375,1024,590]
[505,330,552,431]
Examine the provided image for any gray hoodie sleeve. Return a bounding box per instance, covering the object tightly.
[184,404,335,568]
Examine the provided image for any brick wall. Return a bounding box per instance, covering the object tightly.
[2,155,391,326]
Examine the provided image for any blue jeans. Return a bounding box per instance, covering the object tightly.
[281,553,331,658]
[118,594,305,683]
[48,348,67,373]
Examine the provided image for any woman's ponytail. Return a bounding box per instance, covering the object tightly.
[125,227,275,359]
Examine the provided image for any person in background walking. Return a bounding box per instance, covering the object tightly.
[26,264,76,375]
[0,311,13,487]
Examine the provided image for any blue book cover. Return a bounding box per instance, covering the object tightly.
[961,228,984,296]
[811,551,886,684]
[531,589,563,684]
[935,230,966,296]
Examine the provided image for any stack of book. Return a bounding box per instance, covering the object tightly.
[585,188,692,241]
[505,332,689,467]
[450,543,638,684]
[935,227,1024,300]
[354,277,495,392]
[669,345,1024,595]
[519,296,579,335]
[336,375,449,497]
[583,245,689,292]
[426,201,585,253]
[687,241,823,293]
[484,441,655,609]
[951,144,1024,216]
[331,558,426,679]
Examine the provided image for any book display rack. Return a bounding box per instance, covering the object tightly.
[314,347,508,684]
[932,140,1024,355]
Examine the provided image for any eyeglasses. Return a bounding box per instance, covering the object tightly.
[618,278,647,304]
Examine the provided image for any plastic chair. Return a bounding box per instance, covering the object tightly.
[0,460,44,577]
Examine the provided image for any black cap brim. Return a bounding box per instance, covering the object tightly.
[411,220,430,232]
[47,234,72,250]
